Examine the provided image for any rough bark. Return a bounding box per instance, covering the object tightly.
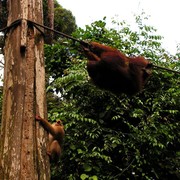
[0,0,50,179]
[46,0,54,44]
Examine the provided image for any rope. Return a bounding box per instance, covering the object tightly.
[27,19,84,44]
[153,64,180,75]
[0,18,180,75]
[0,19,22,32]
[0,18,88,46]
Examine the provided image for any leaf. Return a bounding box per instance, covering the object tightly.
[89,175,98,180]
[80,174,89,180]
[70,145,76,150]
[83,164,92,172]
[77,149,83,154]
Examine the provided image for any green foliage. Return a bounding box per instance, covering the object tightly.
[0,0,8,29]
[43,0,77,41]
[44,42,72,79]
[46,13,180,179]
[54,6,77,37]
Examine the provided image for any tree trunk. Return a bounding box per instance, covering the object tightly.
[46,0,54,44]
[0,0,50,179]
[0,1,2,21]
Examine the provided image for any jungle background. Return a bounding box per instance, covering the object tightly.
[0,0,180,179]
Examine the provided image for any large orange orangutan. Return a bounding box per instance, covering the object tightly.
[82,42,152,95]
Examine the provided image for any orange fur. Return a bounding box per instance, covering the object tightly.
[82,42,152,95]
[36,116,65,163]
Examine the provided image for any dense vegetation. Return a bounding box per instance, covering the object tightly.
[45,15,180,179]
[0,0,179,179]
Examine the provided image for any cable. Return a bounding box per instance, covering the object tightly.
[1,18,180,75]
[153,64,180,74]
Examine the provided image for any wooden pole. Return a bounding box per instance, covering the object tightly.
[46,0,54,44]
[0,0,50,179]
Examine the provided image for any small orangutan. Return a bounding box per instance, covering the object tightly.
[35,115,65,163]
[81,42,152,95]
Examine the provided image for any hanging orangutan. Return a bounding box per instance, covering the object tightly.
[82,42,152,95]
